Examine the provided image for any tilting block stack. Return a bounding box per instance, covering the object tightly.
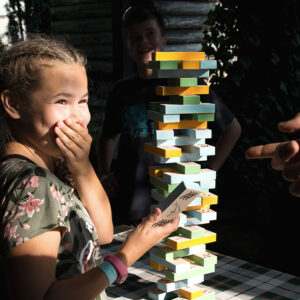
[145,52,218,300]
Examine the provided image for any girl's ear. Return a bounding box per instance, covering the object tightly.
[0,90,21,119]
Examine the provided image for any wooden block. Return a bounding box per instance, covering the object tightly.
[153,135,205,147]
[200,60,217,69]
[152,52,205,61]
[197,180,216,190]
[160,103,215,115]
[163,168,216,184]
[178,225,205,239]
[153,181,204,226]
[185,204,208,211]
[149,101,164,112]
[179,214,209,227]
[148,110,180,123]
[151,188,166,203]
[172,289,215,300]
[183,113,215,122]
[168,78,198,87]
[187,197,202,206]
[179,128,212,139]
[152,69,210,78]
[150,259,167,271]
[170,95,201,105]
[150,175,179,193]
[156,244,206,260]
[179,60,200,69]
[157,275,204,292]
[156,86,209,96]
[149,60,179,70]
[184,209,217,222]
[144,143,182,158]
[177,285,203,299]
[154,154,208,164]
[149,166,176,177]
[183,144,215,157]
[170,162,201,174]
[150,251,191,272]
[148,288,177,300]
[167,230,216,250]
[200,192,218,205]
[187,251,218,267]
[155,130,175,140]
[154,120,207,130]
[165,260,215,281]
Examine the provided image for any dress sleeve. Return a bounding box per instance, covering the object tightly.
[1,173,70,249]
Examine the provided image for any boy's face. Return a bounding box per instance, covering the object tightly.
[126,18,166,67]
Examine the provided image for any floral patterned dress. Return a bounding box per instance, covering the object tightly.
[0,156,107,300]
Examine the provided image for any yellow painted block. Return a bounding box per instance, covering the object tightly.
[154,120,207,130]
[201,192,218,205]
[184,204,210,211]
[152,52,205,61]
[144,143,182,158]
[167,231,216,250]
[150,259,167,271]
[149,166,176,177]
[156,86,209,96]
[177,286,203,299]
[179,60,200,69]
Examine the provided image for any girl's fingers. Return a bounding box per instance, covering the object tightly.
[282,161,300,182]
[271,141,299,170]
[245,142,283,159]
[278,113,300,133]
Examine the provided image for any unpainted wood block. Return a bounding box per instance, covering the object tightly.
[168,77,198,87]
[152,52,205,61]
[160,103,215,115]
[154,120,207,130]
[156,85,209,96]
[167,230,217,250]
[144,143,182,158]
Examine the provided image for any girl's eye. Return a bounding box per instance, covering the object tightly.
[79,99,88,104]
[56,99,66,104]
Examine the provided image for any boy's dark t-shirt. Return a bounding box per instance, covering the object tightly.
[101,74,233,225]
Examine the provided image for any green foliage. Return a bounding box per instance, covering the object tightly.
[203,1,300,225]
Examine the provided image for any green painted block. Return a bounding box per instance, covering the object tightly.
[157,187,171,197]
[188,252,218,267]
[149,60,178,70]
[168,78,198,87]
[150,176,179,193]
[165,263,215,281]
[170,162,201,174]
[182,113,215,122]
[169,95,201,104]
[178,226,206,238]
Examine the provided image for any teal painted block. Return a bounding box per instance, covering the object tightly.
[165,262,215,281]
[155,130,175,140]
[155,244,206,260]
[179,128,212,139]
[188,197,202,206]
[170,162,201,174]
[149,60,179,70]
[154,154,208,164]
[153,136,205,146]
[182,113,215,122]
[148,110,180,123]
[168,77,198,87]
[160,103,215,115]
[179,214,209,226]
[200,60,217,69]
[184,144,215,157]
[185,209,217,222]
[163,168,216,184]
[152,69,210,78]
[170,95,201,105]
[157,275,204,292]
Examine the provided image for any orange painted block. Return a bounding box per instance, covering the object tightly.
[150,259,167,271]
[179,60,200,69]
[156,86,209,96]
[149,166,177,177]
[152,52,205,61]
[154,120,207,130]
[144,143,182,158]
[201,192,218,205]
[177,285,203,299]
[184,204,210,211]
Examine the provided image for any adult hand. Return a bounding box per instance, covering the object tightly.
[245,113,300,197]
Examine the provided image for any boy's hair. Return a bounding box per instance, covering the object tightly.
[122,6,166,38]
[0,34,86,104]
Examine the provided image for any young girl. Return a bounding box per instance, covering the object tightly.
[0,35,179,299]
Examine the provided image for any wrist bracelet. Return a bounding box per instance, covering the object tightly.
[98,261,118,286]
[104,254,128,284]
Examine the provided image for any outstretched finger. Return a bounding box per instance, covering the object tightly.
[278,113,300,134]
[245,142,284,159]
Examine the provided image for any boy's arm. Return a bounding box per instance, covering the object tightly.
[207,117,241,171]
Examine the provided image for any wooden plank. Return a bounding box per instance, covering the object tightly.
[152,52,205,61]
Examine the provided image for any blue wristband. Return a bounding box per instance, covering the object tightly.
[98,261,118,286]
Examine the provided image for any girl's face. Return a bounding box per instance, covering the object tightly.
[18,61,90,157]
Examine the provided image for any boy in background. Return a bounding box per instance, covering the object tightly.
[99,6,241,225]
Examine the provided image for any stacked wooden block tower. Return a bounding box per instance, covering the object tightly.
[145,52,218,300]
